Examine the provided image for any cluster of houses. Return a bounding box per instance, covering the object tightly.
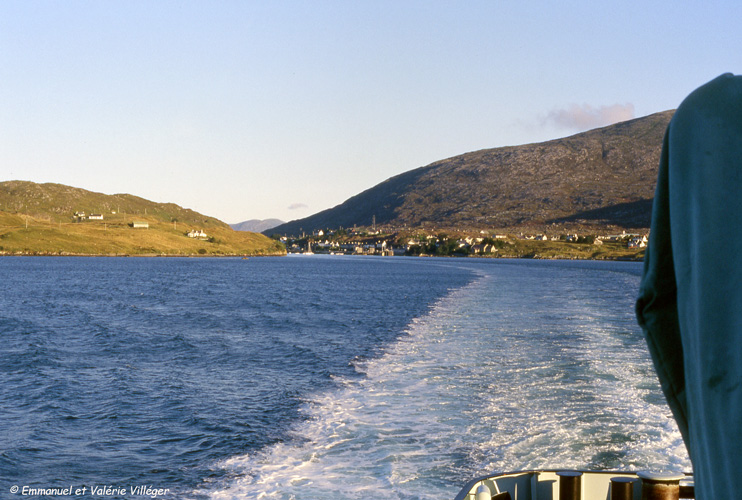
[522,231,648,248]
[74,210,149,229]
[73,211,104,221]
[287,239,396,256]
[283,229,650,256]
[285,234,507,256]
[597,231,648,248]
[627,235,648,248]
[187,229,209,240]
[72,210,215,239]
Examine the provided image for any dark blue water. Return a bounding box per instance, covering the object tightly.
[0,256,476,498]
[1,256,690,500]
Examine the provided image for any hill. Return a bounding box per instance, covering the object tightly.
[231,218,285,233]
[0,181,285,256]
[269,110,673,237]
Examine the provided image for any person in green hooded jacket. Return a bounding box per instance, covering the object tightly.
[636,73,742,499]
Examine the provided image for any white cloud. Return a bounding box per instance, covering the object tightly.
[544,103,635,131]
[288,203,309,211]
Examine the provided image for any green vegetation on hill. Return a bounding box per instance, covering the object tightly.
[0,180,228,227]
[0,182,285,256]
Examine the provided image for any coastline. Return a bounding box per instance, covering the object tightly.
[0,250,286,258]
[0,252,639,260]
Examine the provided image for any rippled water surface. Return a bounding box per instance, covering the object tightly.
[0,256,689,499]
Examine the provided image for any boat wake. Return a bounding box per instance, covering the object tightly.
[193,262,690,500]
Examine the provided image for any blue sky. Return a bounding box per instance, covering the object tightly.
[1,1,740,224]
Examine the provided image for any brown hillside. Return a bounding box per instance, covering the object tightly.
[270,110,673,236]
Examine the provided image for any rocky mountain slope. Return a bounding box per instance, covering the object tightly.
[269,110,673,236]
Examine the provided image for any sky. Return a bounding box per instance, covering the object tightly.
[1,1,741,224]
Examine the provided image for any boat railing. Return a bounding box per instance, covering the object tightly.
[455,469,694,500]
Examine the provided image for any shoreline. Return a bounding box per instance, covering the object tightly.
[0,249,641,261]
[0,251,286,258]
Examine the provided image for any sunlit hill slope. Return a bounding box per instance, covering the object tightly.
[0,181,285,256]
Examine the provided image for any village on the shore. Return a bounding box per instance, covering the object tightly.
[277,225,649,259]
[0,202,648,260]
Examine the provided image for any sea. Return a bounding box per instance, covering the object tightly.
[0,255,690,500]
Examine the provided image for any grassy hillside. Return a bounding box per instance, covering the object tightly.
[0,182,285,256]
[0,181,229,227]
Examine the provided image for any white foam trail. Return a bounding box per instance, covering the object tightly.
[195,265,690,500]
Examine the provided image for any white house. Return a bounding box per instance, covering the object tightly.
[187,229,208,239]
[88,214,103,220]
[628,235,648,248]
[471,244,494,254]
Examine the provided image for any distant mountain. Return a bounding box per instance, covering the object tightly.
[268,110,673,236]
[231,218,284,233]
